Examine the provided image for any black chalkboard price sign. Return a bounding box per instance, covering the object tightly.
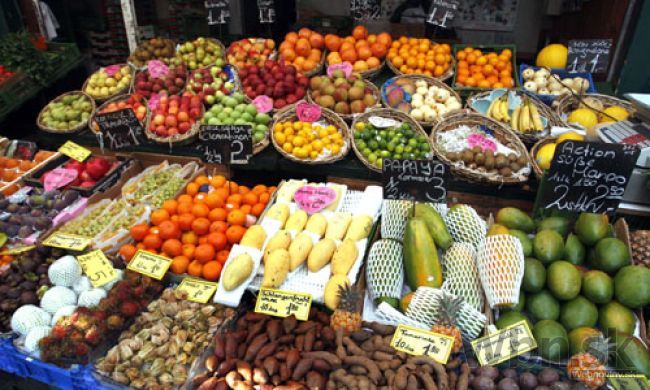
[350,0,381,20]
[205,0,230,25]
[196,125,253,164]
[257,0,275,23]
[426,0,459,28]
[567,39,613,74]
[382,159,446,202]
[538,141,639,214]
[95,108,145,150]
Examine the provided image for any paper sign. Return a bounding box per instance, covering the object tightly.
[390,324,455,364]
[255,288,312,321]
[44,168,78,191]
[127,250,172,280]
[206,0,230,25]
[327,62,353,78]
[608,375,650,390]
[43,233,91,251]
[252,95,273,113]
[76,250,117,288]
[257,0,275,23]
[296,101,321,123]
[103,65,120,76]
[147,60,169,78]
[471,320,537,366]
[294,186,337,214]
[0,245,35,256]
[58,141,92,162]
[176,277,219,303]
[383,158,446,203]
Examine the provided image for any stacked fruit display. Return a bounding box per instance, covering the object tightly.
[133,64,187,98]
[121,161,198,208]
[387,38,452,78]
[273,119,347,161]
[39,156,117,189]
[148,92,203,139]
[240,60,308,109]
[83,65,133,100]
[566,96,631,130]
[308,70,379,115]
[171,37,225,70]
[39,93,94,132]
[455,46,515,89]
[383,78,461,121]
[186,65,236,106]
[0,150,55,186]
[521,66,591,96]
[128,37,175,68]
[201,91,271,144]
[483,92,546,134]
[277,28,325,73]
[227,38,276,68]
[0,65,15,84]
[325,26,391,74]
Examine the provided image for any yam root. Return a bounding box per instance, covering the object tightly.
[343,356,381,385]
[291,359,313,381]
[415,367,437,390]
[456,362,470,390]
[301,351,342,368]
[363,321,396,336]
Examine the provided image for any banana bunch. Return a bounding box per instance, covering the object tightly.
[486,95,510,122]
[511,97,544,133]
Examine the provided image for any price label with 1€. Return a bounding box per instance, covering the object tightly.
[43,233,91,251]
[127,250,172,280]
[255,288,312,321]
[390,324,455,364]
[76,250,117,288]
[471,320,537,366]
[176,277,218,303]
[58,141,92,162]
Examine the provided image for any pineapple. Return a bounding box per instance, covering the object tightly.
[330,284,362,334]
[567,335,610,389]
[631,230,650,267]
[430,292,463,353]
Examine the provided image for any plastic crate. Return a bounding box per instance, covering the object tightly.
[452,44,519,97]
[0,73,37,111]
[517,63,597,106]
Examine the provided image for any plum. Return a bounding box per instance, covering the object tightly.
[473,376,496,390]
[519,372,538,389]
[498,378,520,390]
[538,369,560,386]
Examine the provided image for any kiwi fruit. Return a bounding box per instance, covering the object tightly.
[462,150,474,164]
[485,155,495,170]
[495,154,507,169]
[500,167,513,176]
[474,153,485,165]
[447,152,459,161]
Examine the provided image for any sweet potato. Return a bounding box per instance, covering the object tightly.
[244,334,268,362]
[263,356,279,376]
[305,371,326,389]
[282,315,297,334]
[216,359,237,376]
[291,358,313,381]
[286,349,300,372]
[295,334,305,351]
[257,341,278,360]
[304,328,315,352]
[214,335,225,359]
[267,320,281,341]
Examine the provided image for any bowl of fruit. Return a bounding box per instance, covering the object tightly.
[240,60,309,112]
[90,93,148,134]
[134,63,187,98]
[324,26,391,79]
[307,70,381,121]
[386,39,455,81]
[350,108,433,172]
[128,37,176,69]
[452,45,517,93]
[227,37,276,68]
[554,93,634,132]
[277,28,326,77]
[82,64,134,102]
[170,37,226,70]
[37,91,95,134]
[381,75,462,128]
[145,92,204,145]
[271,106,350,164]
[185,64,239,106]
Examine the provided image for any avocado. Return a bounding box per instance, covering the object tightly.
[547,261,581,301]
[537,216,570,237]
[496,207,535,233]
[533,229,564,264]
[614,265,650,309]
[533,320,569,362]
[559,296,598,330]
[591,237,630,274]
[574,212,609,246]
[563,234,585,265]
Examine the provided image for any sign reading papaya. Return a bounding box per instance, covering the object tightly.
[43,233,91,251]
[58,141,92,162]
[383,159,446,203]
[471,320,537,366]
[127,250,172,280]
[255,288,312,321]
[176,278,218,303]
[76,250,117,288]
[390,324,455,364]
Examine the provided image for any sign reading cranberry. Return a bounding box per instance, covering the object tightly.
[294,186,337,214]
[296,101,322,123]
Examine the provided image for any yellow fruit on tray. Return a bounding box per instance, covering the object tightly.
[556,131,585,144]
[599,106,630,123]
[536,43,568,69]
[536,143,557,170]
[568,108,598,129]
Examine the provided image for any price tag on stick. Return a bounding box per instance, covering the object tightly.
[567,39,613,74]
[196,125,252,164]
[426,0,459,28]
[205,0,230,25]
[257,0,275,23]
[390,324,455,364]
[255,288,312,321]
[128,250,172,280]
[95,109,145,150]
[471,320,537,366]
[382,159,446,202]
[76,250,117,288]
[176,277,218,303]
[58,141,91,162]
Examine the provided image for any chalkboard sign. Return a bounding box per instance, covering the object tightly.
[350,0,381,20]
[205,0,230,25]
[95,109,145,150]
[257,0,275,23]
[567,39,613,74]
[426,0,459,28]
[538,141,639,214]
[382,159,446,202]
[196,125,253,164]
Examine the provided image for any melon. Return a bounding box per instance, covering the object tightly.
[536,44,568,69]
[600,106,629,123]
[568,108,598,129]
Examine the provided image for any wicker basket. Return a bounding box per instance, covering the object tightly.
[89,93,148,134]
[306,78,381,122]
[185,63,242,96]
[529,137,555,179]
[553,93,635,129]
[269,106,350,164]
[37,91,96,134]
[386,52,456,82]
[350,108,433,173]
[144,104,204,146]
[380,74,462,128]
[173,38,227,70]
[82,64,134,102]
[253,135,270,155]
[226,37,278,66]
[127,38,176,69]
[134,64,188,98]
[467,91,562,144]
[430,109,531,185]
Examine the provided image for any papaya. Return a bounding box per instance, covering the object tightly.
[611,331,650,376]
[575,212,609,246]
[414,203,453,250]
[496,207,535,233]
[537,216,570,237]
[403,218,442,290]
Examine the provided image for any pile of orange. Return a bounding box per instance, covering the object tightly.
[119,174,276,282]
[325,26,391,73]
[278,28,325,73]
[387,38,452,77]
[454,47,514,89]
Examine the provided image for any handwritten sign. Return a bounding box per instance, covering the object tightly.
[252,95,273,113]
[127,250,172,280]
[471,320,537,366]
[383,159,446,203]
[0,245,35,256]
[538,141,639,214]
[58,141,91,162]
[255,288,312,321]
[390,324,455,364]
[296,102,322,123]
[176,278,219,303]
[608,375,650,390]
[76,250,116,288]
[294,186,337,214]
[95,108,145,150]
[426,0,459,28]
[257,0,275,23]
[568,39,613,74]
[350,0,381,20]
[147,60,170,78]
[205,0,230,25]
[43,233,91,251]
[327,62,353,78]
[44,168,78,191]
[196,125,253,164]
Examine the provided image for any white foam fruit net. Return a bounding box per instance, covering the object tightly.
[444,204,486,249]
[476,234,525,309]
[442,242,484,311]
[405,287,486,341]
[381,199,412,240]
[366,239,404,302]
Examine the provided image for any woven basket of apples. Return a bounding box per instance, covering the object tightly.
[227,37,277,68]
[185,64,239,107]
[145,92,204,145]
[89,93,148,134]
[240,60,309,112]
[134,64,187,99]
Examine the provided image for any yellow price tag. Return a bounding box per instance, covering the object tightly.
[0,245,36,255]
[127,250,172,280]
[58,141,92,162]
[390,324,455,364]
[76,250,117,288]
[176,278,218,303]
[43,233,91,251]
[471,320,537,366]
[608,375,650,390]
[254,288,312,321]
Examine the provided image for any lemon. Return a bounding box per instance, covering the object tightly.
[273,123,283,131]
[567,108,598,129]
[599,106,629,123]
[303,144,312,154]
[355,122,365,131]
[283,127,294,136]
[275,132,286,144]
[293,147,308,159]
[322,137,331,145]
[292,122,302,130]
[556,131,584,144]
[327,126,337,134]
[292,136,306,147]
[312,140,324,152]
[330,144,341,155]
[310,151,319,159]
[282,142,293,153]
[536,143,556,170]
[318,129,329,139]
[536,43,568,69]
